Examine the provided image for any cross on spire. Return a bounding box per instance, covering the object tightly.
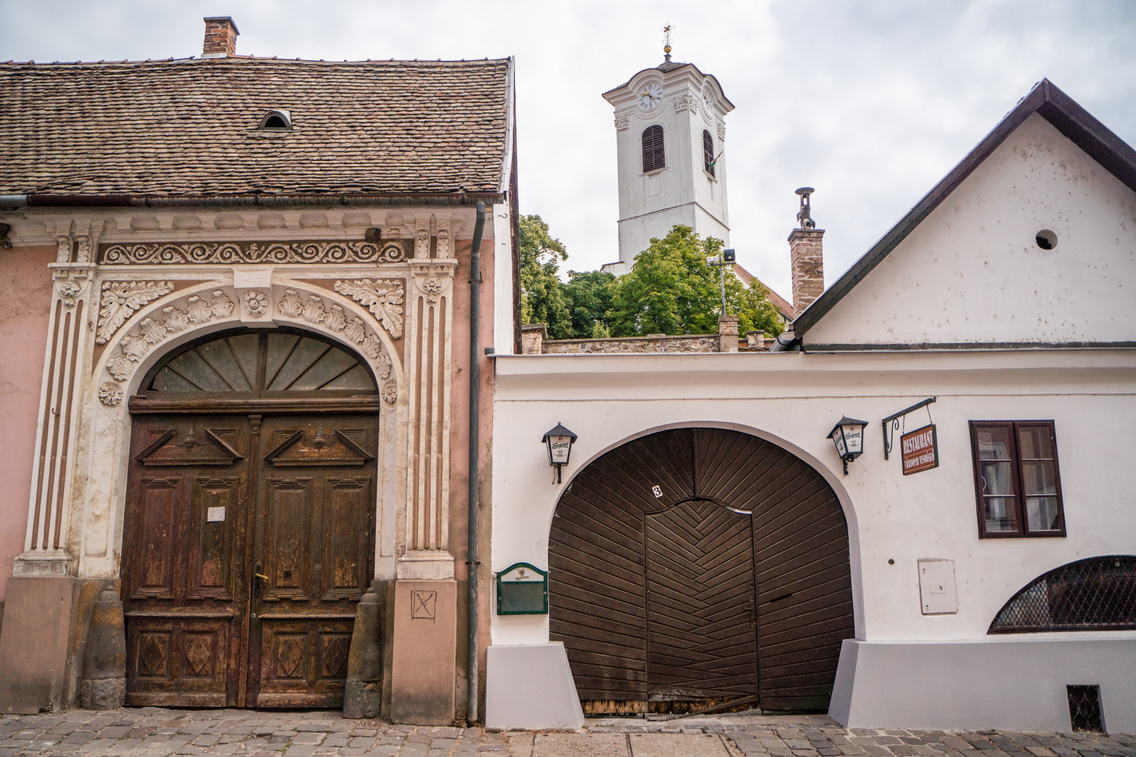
[662,23,673,62]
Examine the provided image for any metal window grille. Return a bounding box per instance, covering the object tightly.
[1067,685,1104,732]
[989,556,1136,633]
[642,125,665,172]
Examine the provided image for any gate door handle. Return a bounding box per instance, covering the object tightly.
[255,573,269,580]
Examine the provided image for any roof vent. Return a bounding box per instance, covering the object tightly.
[258,110,292,131]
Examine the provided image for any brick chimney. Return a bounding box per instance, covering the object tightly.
[789,187,824,314]
[203,17,239,57]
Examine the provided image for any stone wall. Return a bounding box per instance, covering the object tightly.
[521,318,772,355]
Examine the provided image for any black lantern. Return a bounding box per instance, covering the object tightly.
[541,423,578,484]
[828,416,867,475]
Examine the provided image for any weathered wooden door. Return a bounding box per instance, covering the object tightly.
[549,427,854,714]
[645,499,758,703]
[122,412,377,708]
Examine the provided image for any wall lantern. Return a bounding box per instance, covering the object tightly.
[541,422,578,484]
[828,416,867,475]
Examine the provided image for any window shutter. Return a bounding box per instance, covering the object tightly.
[642,125,665,173]
[703,130,715,176]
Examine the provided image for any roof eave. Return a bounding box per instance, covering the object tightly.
[793,79,1136,337]
[10,191,507,210]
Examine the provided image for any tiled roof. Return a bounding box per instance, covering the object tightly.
[0,57,511,199]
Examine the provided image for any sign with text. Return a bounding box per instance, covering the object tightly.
[901,424,939,475]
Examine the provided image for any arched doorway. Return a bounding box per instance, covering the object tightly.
[120,328,380,708]
[549,427,853,714]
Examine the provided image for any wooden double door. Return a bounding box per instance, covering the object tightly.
[549,427,854,713]
[121,412,377,708]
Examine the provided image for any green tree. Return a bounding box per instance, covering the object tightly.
[519,215,572,339]
[609,225,784,338]
[563,270,616,338]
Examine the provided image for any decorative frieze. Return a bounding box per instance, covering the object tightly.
[674,93,698,113]
[333,280,405,340]
[614,113,630,131]
[99,240,408,265]
[105,290,235,381]
[96,281,175,344]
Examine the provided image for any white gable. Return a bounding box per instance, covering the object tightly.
[805,113,1136,347]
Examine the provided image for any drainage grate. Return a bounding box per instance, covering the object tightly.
[1067,685,1103,732]
[989,556,1136,633]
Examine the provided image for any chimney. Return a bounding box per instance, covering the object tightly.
[203,17,239,57]
[789,187,824,314]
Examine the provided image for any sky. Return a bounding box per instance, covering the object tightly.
[3,0,1135,298]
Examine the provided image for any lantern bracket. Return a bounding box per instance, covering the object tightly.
[882,397,936,460]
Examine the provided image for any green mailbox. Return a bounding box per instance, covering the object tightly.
[495,562,548,615]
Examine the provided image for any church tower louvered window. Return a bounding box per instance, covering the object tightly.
[642,125,665,173]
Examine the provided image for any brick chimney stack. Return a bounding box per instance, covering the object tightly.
[789,187,824,314]
[203,17,239,57]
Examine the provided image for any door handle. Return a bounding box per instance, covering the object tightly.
[255,573,269,581]
[253,564,268,598]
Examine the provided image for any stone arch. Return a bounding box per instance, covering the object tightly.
[548,425,855,714]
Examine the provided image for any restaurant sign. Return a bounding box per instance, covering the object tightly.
[901,424,939,475]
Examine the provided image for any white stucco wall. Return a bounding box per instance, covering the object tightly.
[806,114,1136,346]
[490,349,1136,648]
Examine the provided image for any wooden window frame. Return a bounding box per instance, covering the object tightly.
[642,124,665,173]
[703,129,715,177]
[969,420,1066,539]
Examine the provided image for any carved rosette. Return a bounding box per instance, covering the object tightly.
[99,240,408,265]
[53,268,90,308]
[96,281,175,344]
[97,382,123,407]
[104,290,235,383]
[242,290,269,317]
[333,280,405,340]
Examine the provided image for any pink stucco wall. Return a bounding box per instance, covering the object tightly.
[0,246,55,601]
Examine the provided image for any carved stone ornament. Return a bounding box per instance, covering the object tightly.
[717,123,726,141]
[97,382,123,407]
[414,230,430,259]
[53,270,89,308]
[333,280,405,340]
[96,281,175,344]
[276,289,388,364]
[242,290,269,317]
[381,380,397,405]
[436,229,451,258]
[614,113,630,131]
[674,93,698,113]
[99,240,408,266]
[105,290,235,381]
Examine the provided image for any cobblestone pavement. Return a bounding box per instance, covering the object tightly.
[0,708,1132,757]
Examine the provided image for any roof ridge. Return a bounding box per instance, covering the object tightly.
[0,56,511,68]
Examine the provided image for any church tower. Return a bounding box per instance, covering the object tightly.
[602,41,734,273]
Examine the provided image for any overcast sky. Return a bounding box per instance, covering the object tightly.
[3,0,1135,298]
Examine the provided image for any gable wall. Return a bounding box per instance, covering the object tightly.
[806,114,1136,346]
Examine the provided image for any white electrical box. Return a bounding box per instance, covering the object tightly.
[918,559,958,615]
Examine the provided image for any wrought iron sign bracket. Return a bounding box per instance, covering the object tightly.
[882,397,936,460]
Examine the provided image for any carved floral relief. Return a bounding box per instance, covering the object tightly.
[333,280,405,340]
[96,281,175,344]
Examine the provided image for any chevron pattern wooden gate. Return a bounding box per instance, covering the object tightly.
[549,427,853,713]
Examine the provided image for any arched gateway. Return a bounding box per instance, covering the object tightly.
[121,328,380,708]
[549,427,853,714]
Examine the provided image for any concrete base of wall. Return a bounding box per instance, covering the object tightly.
[485,643,584,731]
[0,576,75,713]
[829,636,1136,732]
[389,579,457,725]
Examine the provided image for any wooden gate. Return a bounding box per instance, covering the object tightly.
[120,330,379,708]
[549,428,853,713]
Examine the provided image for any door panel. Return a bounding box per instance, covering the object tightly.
[123,412,376,709]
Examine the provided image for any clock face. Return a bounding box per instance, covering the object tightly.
[702,88,714,112]
[638,82,663,110]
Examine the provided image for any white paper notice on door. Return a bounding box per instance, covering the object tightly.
[207,506,226,522]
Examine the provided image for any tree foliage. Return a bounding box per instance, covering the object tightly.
[609,226,784,338]
[519,216,781,342]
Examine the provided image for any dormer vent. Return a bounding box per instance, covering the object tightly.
[258,110,292,130]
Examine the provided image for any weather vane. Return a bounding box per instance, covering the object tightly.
[662,23,673,62]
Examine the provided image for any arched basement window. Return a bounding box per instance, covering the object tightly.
[142,329,376,394]
[988,555,1136,633]
[703,129,716,176]
[642,124,665,173]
